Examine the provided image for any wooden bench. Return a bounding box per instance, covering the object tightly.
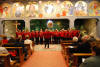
[0,54,10,67]
[61,40,73,56]
[4,47,25,65]
[72,53,93,67]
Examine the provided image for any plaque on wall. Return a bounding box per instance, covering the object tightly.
[61,1,74,16]
[89,1,100,16]
[12,2,24,17]
[74,1,87,16]
[26,2,38,17]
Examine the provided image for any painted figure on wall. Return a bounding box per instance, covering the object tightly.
[12,2,24,17]
[61,1,74,16]
[0,3,11,18]
[89,1,100,16]
[75,1,87,16]
[39,1,56,18]
[26,2,38,17]
[0,5,3,17]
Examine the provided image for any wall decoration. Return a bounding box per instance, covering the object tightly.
[12,2,24,17]
[26,2,38,17]
[0,3,11,18]
[39,1,57,18]
[61,1,74,16]
[89,1,100,16]
[75,1,87,16]
[47,20,53,28]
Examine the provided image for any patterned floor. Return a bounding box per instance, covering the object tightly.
[21,51,67,67]
[34,44,62,51]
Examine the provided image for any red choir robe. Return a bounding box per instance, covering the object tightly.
[31,31,35,39]
[22,31,25,40]
[39,31,44,38]
[44,31,51,39]
[35,31,39,38]
[24,32,31,39]
[16,32,22,39]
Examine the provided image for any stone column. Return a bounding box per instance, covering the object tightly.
[97,18,100,38]
[69,17,75,29]
[24,18,30,32]
[0,19,3,40]
[0,19,3,35]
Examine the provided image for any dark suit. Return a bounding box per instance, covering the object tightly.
[80,56,100,67]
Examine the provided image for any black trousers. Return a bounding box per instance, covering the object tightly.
[45,39,50,48]
[40,38,43,44]
[36,37,39,45]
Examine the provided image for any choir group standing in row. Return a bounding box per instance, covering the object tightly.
[16,29,80,46]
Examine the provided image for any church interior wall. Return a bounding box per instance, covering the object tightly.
[0,0,100,38]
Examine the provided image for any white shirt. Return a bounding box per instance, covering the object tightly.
[0,47,9,54]
[24,39,33,50]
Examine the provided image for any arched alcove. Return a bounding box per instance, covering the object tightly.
[30,19,69,31]
[74,18,99,37]
[1,20,25,37]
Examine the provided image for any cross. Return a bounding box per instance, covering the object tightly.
[14,21,20,32]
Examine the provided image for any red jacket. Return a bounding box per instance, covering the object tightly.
[54,31,59,37]
[44,31,51,39]
[22,31,25,40]
[16,32,22,38]
[2,40,8,44]
[60,31,65,38]
[39,31,44,38]
[24,32,31,39]
[35,31,39,38]
[31,32,35,38]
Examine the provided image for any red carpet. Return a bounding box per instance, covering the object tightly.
[21,51,67,67]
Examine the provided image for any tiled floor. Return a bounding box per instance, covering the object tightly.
[34,44,62,51]
[21,51,67,67]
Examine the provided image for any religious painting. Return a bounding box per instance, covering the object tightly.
[26,2,38,17]
[74,1,87,16]
[12,2,25,17]
[56,1,62,17]
[0,3,11,18]
[89,1,100,16]
[61,1,74,16]
[39,1,57,18]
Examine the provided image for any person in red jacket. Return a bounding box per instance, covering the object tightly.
[44,29,51,48]
[16,30,22,39]
[39,29,44,44]
[35,30,39,45]
[51,30,55,44]
[1,36,8,45]
[22,30,25,40]
[24,30,31,39]
[31,30,35,41]
[60,29,65,40]
[67,28,73,40]
[54,29,59,44]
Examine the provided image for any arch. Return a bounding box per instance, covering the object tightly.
[12,2,25,18]
[1,20,25,37]
[74,1,88,16]
[26,2,38,17]
[0,3,11,18]
[74,18,99,37]
[30,19,70,31]
[89,1,100,16]
[61,1,74,16]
